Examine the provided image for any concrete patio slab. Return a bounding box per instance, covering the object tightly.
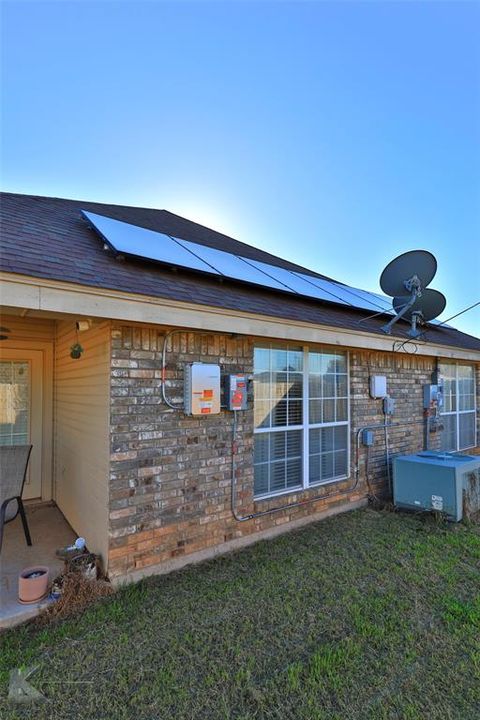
[1,503,75,629]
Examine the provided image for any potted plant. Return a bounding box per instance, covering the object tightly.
[70,342,84,359]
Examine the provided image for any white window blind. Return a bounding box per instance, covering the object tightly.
[253,345,350,498]
[439,363,477,451]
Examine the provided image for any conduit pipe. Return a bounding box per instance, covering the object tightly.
[160,328,238,411]
[232,417,431,523]
[161,329,185,410]
[231,412,362,522]
[160,331,432,521]
[354,418,428,491]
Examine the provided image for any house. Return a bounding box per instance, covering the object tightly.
[1,192,479,586]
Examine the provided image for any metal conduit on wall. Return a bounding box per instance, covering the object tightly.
[231,417,432,522]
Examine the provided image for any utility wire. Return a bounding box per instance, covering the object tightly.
[415,299,480,344]
[391,299,480,355]
[432,300,480,329]
[360,297,479,334]
[357,297,422,326]
[357,308,391,324]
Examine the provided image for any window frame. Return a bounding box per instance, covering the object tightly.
[253,345,350,500]
[439,362,477,451]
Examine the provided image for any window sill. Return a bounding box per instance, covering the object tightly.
[254,474,349,503]
[308,474,350,490]
[254,485,303,502]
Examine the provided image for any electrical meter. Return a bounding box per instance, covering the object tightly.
[423,384,443,411]
[226,374,248,411]
[383,396,396,415]
[184,363,221,415]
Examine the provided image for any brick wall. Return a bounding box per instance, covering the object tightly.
[350,350,442,495]
[108,325,364,578]
[107,325,477,579]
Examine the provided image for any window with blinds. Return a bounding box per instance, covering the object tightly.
[253,345,349,498]
[439,363,477,451]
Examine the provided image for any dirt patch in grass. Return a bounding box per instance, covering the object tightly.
[1,508,479,719]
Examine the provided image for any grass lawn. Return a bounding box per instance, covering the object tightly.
[1,508,479,719]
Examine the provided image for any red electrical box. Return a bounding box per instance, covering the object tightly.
[226,374,248,411]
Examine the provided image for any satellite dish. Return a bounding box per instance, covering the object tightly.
[393,289,446,322]
[380,250,437,297]
[379,250,445,337]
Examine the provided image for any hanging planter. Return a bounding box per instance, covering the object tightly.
[70,342,84,359]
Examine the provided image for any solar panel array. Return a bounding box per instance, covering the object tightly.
[81,210,395,316]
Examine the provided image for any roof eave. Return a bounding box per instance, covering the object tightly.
[2,271,480,361]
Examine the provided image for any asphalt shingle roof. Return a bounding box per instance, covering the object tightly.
[1,192,479,352]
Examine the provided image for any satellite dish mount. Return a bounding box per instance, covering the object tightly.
[381,273,423,336]
[379,251,446,339]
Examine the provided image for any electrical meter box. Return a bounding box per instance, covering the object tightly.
[184,363,221,416]
[370,375,387,399]
[383,396,396,415]
[423,384,444,411]
[362,430,374,446]
[226,374,248,411]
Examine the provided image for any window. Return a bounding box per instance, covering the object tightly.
[439,363,477,451]
[253,345,349,498]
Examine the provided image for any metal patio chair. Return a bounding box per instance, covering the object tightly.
[0,444,33,553]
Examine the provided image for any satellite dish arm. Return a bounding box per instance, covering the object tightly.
[381,291,420,335]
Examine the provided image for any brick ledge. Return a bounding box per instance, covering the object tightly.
[111,497,368,587]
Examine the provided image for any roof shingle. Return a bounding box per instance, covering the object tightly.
[1,192,479,352]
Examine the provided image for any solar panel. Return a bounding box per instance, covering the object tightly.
[81,210,219,275]
[172,237,292,292]
[329,283,394,314]
[291,272,392,314]
[290,271,359,306]
[82,210,395,318]
[242,259,351,305]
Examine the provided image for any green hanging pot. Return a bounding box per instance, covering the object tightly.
[70,342,84,359]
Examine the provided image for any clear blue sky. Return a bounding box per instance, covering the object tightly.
[2,1,479,337]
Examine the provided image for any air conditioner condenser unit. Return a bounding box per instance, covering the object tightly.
[393,451,480,522]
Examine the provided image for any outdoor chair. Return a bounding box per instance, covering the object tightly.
[0,444,33,553]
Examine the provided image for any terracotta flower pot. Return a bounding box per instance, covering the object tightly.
[18,566,49,604]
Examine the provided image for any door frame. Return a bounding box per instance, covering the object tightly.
[0,339,53,501]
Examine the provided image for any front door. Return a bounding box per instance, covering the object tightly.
[0,349,44,500]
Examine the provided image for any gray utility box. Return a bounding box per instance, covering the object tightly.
[393,451,480,522]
